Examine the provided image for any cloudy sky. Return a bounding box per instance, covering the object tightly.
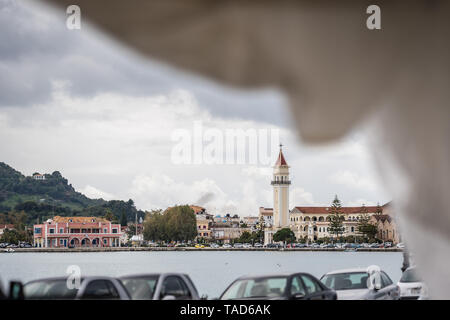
[0,0,390,216]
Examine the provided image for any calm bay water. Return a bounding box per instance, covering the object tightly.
[0,251,403,297]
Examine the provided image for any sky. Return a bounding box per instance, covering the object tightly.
[0,0,390,216]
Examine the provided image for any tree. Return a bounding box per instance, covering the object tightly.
[257,215,266,243]
[357,204,378,240]
[120,212,127,227]
[328,195,345,241]
[273,228,296,244]
[143,206,197,243]
[237,231,252,243]
[104,210,115,222]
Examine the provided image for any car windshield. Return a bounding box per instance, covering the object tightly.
[321,272,369,290]
[121,276,159,300]
[24,279,80,299]
[400,269,422,283]
[221,277,288,299]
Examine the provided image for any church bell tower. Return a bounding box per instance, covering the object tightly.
[271,144,290,228]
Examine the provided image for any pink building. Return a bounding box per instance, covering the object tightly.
[33,216,121,248]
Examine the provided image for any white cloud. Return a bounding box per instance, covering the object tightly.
[79,185,115,201]
[329,170,378,192]
[290,187,319,207]
[346,199,377,207]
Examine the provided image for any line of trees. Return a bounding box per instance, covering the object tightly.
[143,205,197,242]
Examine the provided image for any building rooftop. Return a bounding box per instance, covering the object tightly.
[51,216,109,223]
[292,206,381,214]
[274,148,288,166]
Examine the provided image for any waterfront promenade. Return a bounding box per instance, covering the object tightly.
[1,247,402,253]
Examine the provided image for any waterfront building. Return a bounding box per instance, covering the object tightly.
[191,205,213,239]
[289,206,381,242]
[211,226,250,243]
[370,203,400,243]
[242,216,259,231]
[259,207,273,228]
[0,224,15,236]
[33,216,121,248]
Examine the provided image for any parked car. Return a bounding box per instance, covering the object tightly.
[233,243,243,248]
[243,243,252,248]
[194,244,204,248]
[210,243,220,248]
[397,267,428,300]
[120,273,200,300]
[223,243,232,249]
[384,242,393,248]
[23,276,131,300]
[320,266,400,300]
[254,243,263,248]
[266,243,281,248]
[219,273,337,300]
[396,242,405,249]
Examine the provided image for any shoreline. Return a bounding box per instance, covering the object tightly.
[1,247,402,253]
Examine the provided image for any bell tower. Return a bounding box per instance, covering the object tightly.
[271,144,290,228]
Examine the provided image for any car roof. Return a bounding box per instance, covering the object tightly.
[324,268,370,275]
[119,273,188,279]
[235,272,308,280]
[24,275,116,284]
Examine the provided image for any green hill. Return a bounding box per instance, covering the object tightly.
[0,162,145,225]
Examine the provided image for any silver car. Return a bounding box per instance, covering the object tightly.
[320,266,400,300]
[120,273,201,300]
[23,276,131,300]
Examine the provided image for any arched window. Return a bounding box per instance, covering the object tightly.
[318,216,324,222]
[326,216,331,222]
[304,216,310,221]
[312,216,317,222]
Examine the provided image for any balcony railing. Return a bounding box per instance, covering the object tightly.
[271,180,291,185]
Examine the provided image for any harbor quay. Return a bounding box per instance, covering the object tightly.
[1,247,402,253]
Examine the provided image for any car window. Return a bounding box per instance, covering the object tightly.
[380,272,393,287]
[161,276,191,299]
[290,276,306,296]
[81,280,120,300]
[321,272,369,290]
[221,277,288,299]
[300,275,322,295]
[121,276,158,300]
[24,279,79,299]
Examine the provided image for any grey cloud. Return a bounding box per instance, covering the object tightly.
[0,0,288,127]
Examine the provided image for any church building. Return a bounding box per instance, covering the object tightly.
[262,145,397,244]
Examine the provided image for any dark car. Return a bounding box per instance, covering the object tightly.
[219,273,337,300]
[23,276,130,300]
[120,273,201,300]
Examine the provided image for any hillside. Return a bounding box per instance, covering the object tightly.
[0,162,145,225]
